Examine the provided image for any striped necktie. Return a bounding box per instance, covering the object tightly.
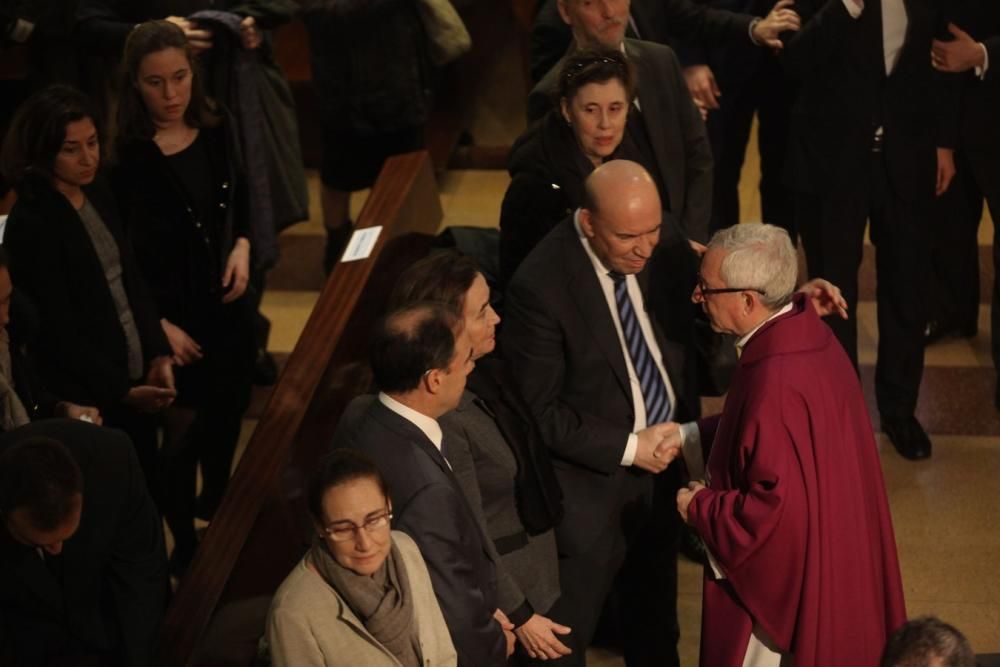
[609,271,671,425]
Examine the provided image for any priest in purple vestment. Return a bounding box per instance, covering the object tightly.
[675,223,906,666]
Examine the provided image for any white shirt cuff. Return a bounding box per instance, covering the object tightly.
[678,421,706,481]
[621,432,638,466]
[748,17,761,46]
[976,43,989,79]
[706,546,726,579]
[842,0,862,19]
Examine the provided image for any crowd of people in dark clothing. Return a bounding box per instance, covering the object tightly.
[0,0,996,665]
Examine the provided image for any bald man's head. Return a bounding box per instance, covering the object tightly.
[579,160,662,275]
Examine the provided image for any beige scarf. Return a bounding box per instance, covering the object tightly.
[310,536,422,667]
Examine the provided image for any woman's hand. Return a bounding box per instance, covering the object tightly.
[164,16,214,53]
[493,609,517,658]
[55,402,104,425]
[146,355,177,393]
[222,237,251,303]
[161,319,203,366]
[515,613,573,660]
[797,278,849,320]
[123,385,177,413]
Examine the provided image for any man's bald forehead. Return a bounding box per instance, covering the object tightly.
[583,160,659,215]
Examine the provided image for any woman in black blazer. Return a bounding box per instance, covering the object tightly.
[0,85,176,478]
[390,250,570,664]
[113,20,256,573]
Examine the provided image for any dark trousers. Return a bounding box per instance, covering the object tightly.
[707,55,796,240]
[928,148,1000,391]
[796,151,930,419]
[102,404,160,490]
[555,474,680,667]
[160,400,246,567]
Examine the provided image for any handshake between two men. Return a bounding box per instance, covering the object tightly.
[632,421,686,474]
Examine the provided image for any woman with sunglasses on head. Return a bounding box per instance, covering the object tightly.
[267,448,456,666]
[0,84,176,479]
[112,20,256,573]
[500,48,693,290]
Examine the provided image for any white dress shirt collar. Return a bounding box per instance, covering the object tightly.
[735,302,795,356]
[378,392,443,451]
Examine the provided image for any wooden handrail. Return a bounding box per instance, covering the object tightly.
[158,151,443,666]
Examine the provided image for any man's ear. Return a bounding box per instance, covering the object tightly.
[556,0,572,26]
[579,208,596,238]
[422,368,442,395]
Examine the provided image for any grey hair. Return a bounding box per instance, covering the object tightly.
[881,616,975,667]
[707,223,797,309]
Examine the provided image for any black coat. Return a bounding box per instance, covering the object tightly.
[3,178,170,411]
[500,109,676,288]
[529,0,754,83]
[7,293,60,424]
[300,0,431,134]
[113,123,256,407]
[113,123,250,336]
[75,0,296,56]
[947,0,1000,152]
[331,396,508,667]
[781,0,957,197]
[0,419,167,666]
[499,112,592,290]
[527,39,714,244]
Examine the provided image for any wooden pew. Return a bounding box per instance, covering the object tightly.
[158,151,443,666]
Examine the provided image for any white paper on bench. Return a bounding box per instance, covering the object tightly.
[341,226,383,263]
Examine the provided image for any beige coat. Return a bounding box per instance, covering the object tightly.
[266,531,457,667]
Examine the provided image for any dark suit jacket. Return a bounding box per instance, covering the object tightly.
[3,178,170,411]
[529,38,714,242]
[500,217,699,556]
[529,0,754,83]
[781,0,957,198]
[0,419,167,666]
[675,0,781,78]
[331,396,507,667]
[947,1,1000,152]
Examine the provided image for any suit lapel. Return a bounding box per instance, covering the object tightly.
[368,401,452,478]
[368,401,497,560]
[627,40,681,213]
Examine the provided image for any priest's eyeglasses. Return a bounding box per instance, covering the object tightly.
[695,276,766,299]
[322,510,393,542]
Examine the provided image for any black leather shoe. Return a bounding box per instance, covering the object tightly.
[882,415,932,460]
[924,319,977,345]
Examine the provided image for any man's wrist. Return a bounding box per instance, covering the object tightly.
[748,17,762,46]
[622,432,638,466]
[976,42,989,79]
